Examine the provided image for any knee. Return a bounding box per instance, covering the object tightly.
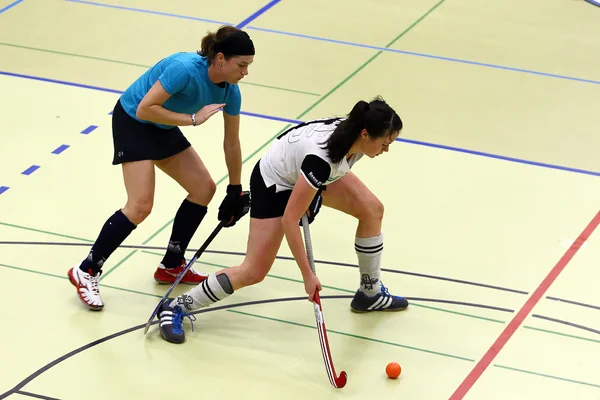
[244,267,267,286]
[360,198,384,222]
[206,178,217,200]
[189,178,217,205]
[239,262,269,287]
[125,199,153,224]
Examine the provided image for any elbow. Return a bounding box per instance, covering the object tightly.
[281,213,298,231]
[135,105,147,120]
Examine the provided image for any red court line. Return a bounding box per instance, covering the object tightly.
[449,209,600,400]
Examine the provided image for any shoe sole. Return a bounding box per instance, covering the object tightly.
[68,269,104,311]
[159,330,185,344]
[350,306,408,313]
[153,277,208,285]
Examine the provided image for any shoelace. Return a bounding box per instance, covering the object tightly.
[173,308,197,332]
[87,269,102,295]
[381,283,392,298]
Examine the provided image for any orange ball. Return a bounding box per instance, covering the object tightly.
[386,362,401,379]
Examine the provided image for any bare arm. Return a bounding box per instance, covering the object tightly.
[281,176,318,279]
[135,81,194,126]
[223,112,242,185]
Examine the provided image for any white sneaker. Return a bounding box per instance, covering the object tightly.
[68,266,104,310]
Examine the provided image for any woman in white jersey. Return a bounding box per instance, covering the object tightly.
[158,96,407,344]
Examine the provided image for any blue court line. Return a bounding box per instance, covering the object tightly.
[0,0,23,14]
[21,165,40,176]
[236,0,280,28]
[2,69,599,179]
[65,0,229,24]
[80,125,97,134]
[396,138,600,177]
[239,110,300,125]
[0,71,123,94]
[64,0,600,86]
[0,186,9,195]
[52,144,70,154]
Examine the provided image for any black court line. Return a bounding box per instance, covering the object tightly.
[15,391,60,400]
[1,295,598,399]
[0,240,528,294]
[4,240,600,312]
[532,314,600,335]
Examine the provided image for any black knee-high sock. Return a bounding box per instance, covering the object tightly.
[79,210,137,274]
[161,199,208,268]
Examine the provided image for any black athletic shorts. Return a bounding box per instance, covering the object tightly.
[111,99,191,165]
[249,160,292,219]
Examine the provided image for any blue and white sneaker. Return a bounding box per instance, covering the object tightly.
[158,299,196,344]
[350,283,409,313]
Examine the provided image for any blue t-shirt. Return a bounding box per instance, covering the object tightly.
[119,52,241,129]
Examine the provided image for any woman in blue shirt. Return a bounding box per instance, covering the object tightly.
[68,25,254,311]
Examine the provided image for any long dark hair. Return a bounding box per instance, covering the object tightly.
[323,96,402,163]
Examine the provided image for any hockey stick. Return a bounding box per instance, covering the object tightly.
[301,213,348,388]
[143,220,226,335]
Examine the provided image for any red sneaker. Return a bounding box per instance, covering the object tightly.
[153,260,208,285]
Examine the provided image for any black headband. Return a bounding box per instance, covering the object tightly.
[214,31,255,56]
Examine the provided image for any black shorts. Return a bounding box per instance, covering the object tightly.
[249,160,292,219]
[111,99,191,165]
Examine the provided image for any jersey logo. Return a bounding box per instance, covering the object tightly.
[307,172,323,187]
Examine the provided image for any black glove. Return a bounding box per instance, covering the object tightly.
[218,185,251,227]
[299,186,325,226]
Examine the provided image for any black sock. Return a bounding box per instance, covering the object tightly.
[79,210,137,274]
[161,199,208,268]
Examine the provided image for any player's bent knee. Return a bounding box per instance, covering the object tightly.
[363,198,384,222]
[244,268,268,286]
[206,178,217,198]
[125,200,153,224]
[189,178,217,205]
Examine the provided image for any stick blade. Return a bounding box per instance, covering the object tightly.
[143,298,165,335]
[335,371,348,388]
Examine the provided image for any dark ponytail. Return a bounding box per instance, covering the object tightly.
[200,31,218,62]
[198,25,255,65]
[324,96,402,163]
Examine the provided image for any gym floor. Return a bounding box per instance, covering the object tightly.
[1,0,600,399]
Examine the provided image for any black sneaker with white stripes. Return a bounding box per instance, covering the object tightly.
[350,283,409,313]
[157,299,195,344]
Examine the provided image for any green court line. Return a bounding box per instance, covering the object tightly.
[493,364,600,389]
[5,257,596,388]
[132,0,448,271]
[230,310,475,362]
[295,0,447,120]
[0,41,321,96]
[0,263,67,280]
[175,254,508,324]
[522,325,600,345]
[0,232,597,345]
[1,259,599,351]
[0,221,93,242]
[138,252,505,325]
[100,250,137,281]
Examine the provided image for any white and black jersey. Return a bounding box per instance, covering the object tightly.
[259,118,364,193]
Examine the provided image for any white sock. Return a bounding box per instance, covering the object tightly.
[355,233,383,296]
[169,273,233,311]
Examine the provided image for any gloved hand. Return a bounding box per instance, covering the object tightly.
[218,185,251,227]
[299,186,325,226]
